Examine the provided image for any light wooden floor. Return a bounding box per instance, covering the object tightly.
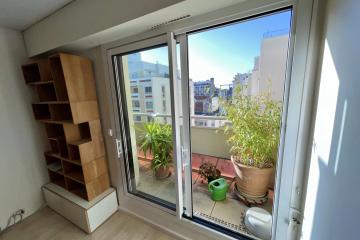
[0,207,176,240]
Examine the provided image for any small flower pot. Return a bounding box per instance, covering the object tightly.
[154,166,170,179]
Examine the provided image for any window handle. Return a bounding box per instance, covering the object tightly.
[115,139,123,158]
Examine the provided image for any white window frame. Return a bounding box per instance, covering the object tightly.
[145,100,153,109]
[101,0,320,239]
[144,86,152,94]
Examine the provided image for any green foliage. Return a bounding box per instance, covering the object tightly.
[221,85,282,168]
[138,121,173,170]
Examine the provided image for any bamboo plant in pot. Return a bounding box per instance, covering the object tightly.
[138,121,173,179]
[222,85,281,198]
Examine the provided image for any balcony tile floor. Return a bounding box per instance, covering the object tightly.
[137,155,274,238]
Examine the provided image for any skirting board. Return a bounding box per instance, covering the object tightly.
[42,183,118,233]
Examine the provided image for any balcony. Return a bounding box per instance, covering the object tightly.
[134,116,274,237]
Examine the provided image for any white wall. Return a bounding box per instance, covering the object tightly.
[0,27,48,230]
[301,0,360,239]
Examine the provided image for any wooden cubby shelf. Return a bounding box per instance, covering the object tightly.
[48,170,66,188]
[32,104,51,120]
[65,177,87,199]
[35,82,57,102]
[44,153,63,174]
[23,53,110,201]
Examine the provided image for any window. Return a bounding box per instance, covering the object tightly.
[145,86,152,94]
[132,100,140,108]
[133,115,141,122]
[131,87,138,94]
[145,101,153,109]
[162,100,166,111]
[161,85,166,97]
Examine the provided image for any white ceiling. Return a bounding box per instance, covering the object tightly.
[0,0,73,30]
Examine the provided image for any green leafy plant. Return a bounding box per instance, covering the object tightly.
[221,85,282,168]
[138,121,173,170]
[199,162,221,183]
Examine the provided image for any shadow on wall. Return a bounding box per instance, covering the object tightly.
[303,0,360,239]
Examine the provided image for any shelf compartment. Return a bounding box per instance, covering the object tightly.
[35,82,57,102]
[66,177,87,199]
[48,170,66,188]
[22,59,52,84]
[49,103,72,121]
[68,144,81,163]
[32,104,51,120]
[44,153,63,174]
[46,152,81,166]
[63,161,85,184]
[48,136,68,157]
[49,55,69,101]
[44,123,64,138]
[22,63,41,83]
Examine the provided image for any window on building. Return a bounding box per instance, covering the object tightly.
[145,86,152,94]
[132,100,140,108]
[161,86,166,97]
[147,116,153,122]
[145,101,153,109]
[131,87,138,94]
[133,115,141,122]
[162,100,166,111]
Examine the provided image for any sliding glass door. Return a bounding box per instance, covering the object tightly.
[110,7,294,240]
[180,9,293,238]
[112,44,178,209]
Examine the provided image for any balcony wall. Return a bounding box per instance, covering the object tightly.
[134,123,231,159]
[190,126,231,159]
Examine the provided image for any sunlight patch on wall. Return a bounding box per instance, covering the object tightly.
[314,40,339,166]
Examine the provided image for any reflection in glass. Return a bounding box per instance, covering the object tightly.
[116,46,176,207]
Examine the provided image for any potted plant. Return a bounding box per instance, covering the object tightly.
[138,121,173,179]
[199,162,221,183]
[221,85,281,198]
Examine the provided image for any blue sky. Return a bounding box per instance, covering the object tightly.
[140,10,292,87]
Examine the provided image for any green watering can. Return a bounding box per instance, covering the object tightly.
[208,178,229,201]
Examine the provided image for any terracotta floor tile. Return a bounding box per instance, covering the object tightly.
[202,155,219,166]
[191,153,203,171]
[192,172,200,184]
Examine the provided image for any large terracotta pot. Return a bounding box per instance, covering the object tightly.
[231,156,274,198]
[154,166,170,179]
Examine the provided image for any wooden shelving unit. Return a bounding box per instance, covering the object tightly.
[22,53,110,201]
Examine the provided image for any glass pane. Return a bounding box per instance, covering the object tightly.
[115,45,176,207]
[188,10,292,238]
